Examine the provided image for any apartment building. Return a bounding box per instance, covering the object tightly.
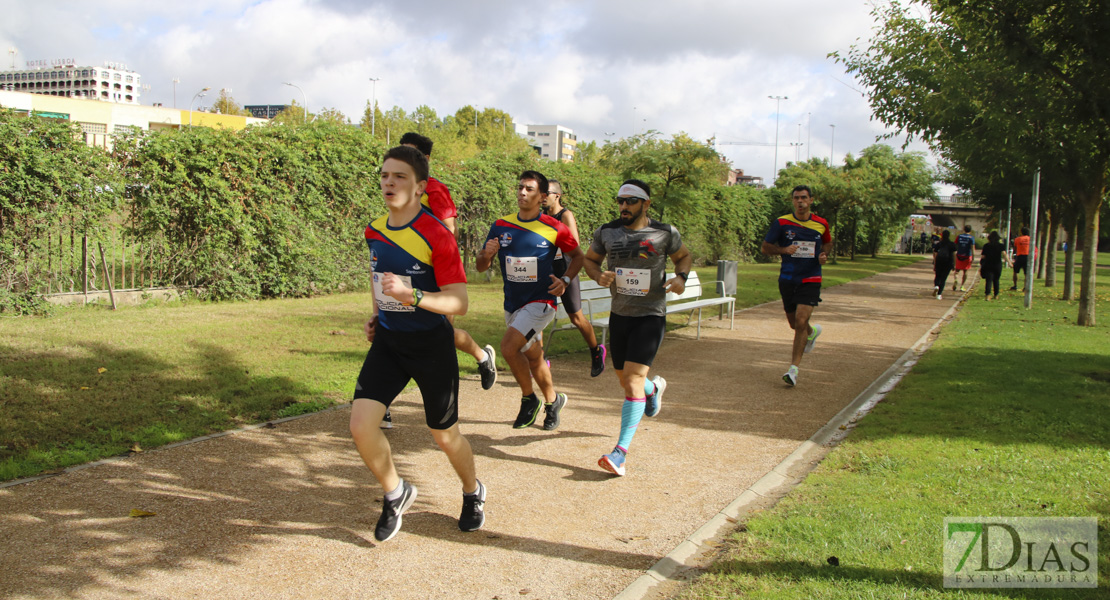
[525,124,576,162]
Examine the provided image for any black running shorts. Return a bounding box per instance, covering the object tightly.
[609,314,666,370]
[1013,254,1028,274]
[557,275,582,315]
[353,321,459,430]
[779,280,822,313]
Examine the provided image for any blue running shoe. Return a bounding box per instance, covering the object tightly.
[599,447,627,476]
[644,376,666,418]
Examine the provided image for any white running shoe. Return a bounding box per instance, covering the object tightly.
[783,365,798,387]
[804,324,822,354]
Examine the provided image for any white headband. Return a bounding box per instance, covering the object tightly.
[617,183,649,200]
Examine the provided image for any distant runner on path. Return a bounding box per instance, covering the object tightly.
[761,185,832,387]
[932,229,956,299]
[476,171,584,431]
[542,179,606,377]
[1010,226,1031,291]
[350,145,485,542]
[584,179,692,476]
[953,224,975,292]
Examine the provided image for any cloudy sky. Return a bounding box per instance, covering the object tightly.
[2,0,949,189]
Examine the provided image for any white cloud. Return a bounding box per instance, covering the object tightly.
[2,0,950,187]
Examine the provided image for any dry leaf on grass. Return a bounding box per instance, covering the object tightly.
[97,367,107,374]
[129,509,156,518]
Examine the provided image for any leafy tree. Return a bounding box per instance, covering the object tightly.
[600,132,728,222]
[272,99,310,126]
[835,0,1108,325]
[209,89,251,116]
[314,107,350,125]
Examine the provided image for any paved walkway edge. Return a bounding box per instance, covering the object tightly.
[614,291,968,600]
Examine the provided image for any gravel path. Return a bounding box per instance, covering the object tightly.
[0,260,956,600]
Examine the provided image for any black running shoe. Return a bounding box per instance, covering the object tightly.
[590,344,606,377]
[458,480,486,532]
[380,409,393,429]
[542,393,568,431]
[479,345,497,390]
[512,395,542,429]
[374,480,417,542]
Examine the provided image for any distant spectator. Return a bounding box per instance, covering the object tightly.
[932,229,956,300]
[979,231,1007,301]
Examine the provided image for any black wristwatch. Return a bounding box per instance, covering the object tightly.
[675,272,689,282]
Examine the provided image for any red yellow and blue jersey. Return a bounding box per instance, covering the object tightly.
[765,212,832,284]
[484,212,578,312]
[421,177,458,222]
[364,207,466,332]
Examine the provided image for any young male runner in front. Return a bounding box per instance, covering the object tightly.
[543,179,606,377]
[349,145,484,542]
[476,171,584,431]
[761,185,831,387]
[583,179,692,477]
[372,133,496,432]
[953,224,975,292]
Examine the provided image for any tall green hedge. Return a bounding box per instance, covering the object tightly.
[3,113,786,313]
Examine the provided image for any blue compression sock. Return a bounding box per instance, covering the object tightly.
[617,397,646,451]
[644,378,656,399]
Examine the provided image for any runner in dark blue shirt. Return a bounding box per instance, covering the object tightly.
[477,171,584,431]
[762,185,832,387]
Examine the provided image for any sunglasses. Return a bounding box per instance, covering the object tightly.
[616,197,645,206]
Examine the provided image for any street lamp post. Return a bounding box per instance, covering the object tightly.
[189,87,210,127]
[172,77,180,108]
[806,112,812,161]
[283,82,307,122]
[768,95,788,183]
[829,124,836,164]
[368,77,380,136]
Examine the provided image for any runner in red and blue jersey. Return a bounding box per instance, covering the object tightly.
[350,145,485,543]
[953,224,975,292]
[477,170,584,431]
[762,185,832,387]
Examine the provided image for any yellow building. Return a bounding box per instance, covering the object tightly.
[0,89,266,149]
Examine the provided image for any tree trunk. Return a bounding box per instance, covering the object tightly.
[1062,211,1078,301]
[1044,210,1058,287]
[1077,190,1102,326]
[1035,220,1048,280]
[849,216,857,260]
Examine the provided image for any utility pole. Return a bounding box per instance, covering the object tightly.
[829,124,836,164]
[1025,170,1041,309]
[768,95,788,183]
[368,77,380,136]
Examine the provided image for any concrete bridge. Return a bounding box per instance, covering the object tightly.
[919,195,995,231]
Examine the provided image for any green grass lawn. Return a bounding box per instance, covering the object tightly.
[676,269,1109,599]
[0,254,920,482]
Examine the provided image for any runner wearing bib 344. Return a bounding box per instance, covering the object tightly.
[477,171,584,432]
[584,179,692,477]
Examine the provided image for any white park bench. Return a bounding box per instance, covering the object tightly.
[543,271,735,349]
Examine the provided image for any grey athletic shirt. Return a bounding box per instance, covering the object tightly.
[590,218,683,317]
